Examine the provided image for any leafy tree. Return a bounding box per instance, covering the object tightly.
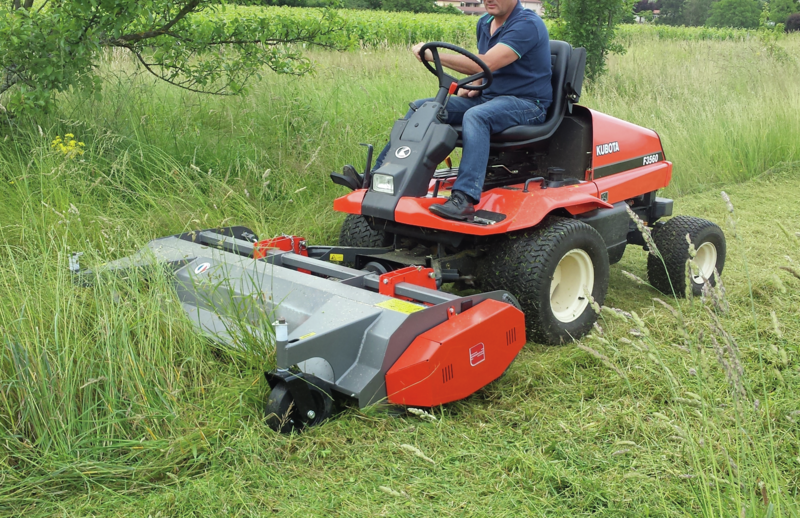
[648,0,713,26]
[543,0,562,18]
[619,4,637,23]
[561,0,629,79]
[436,4,464,14]
[769,0,800,23]
[381,0,438,13]
[0,1,351,114]
[342,0,383,8]
[235,0,330,6]
[657,0,687,25]
[705,0,762,28]
[633,0,661,12]
[682,0,714,25]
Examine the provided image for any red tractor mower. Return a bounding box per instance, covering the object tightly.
[332,41,726,344]
[85,41,725,433]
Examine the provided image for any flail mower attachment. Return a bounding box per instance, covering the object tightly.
[78,226,526,433]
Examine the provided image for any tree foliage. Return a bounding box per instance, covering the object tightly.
[542,0,562,19]
[381,0,444,13]
[656,0,686,25]
[682,0,715,25]
[633,0,661,12]
[769,0,800,24]
[705,0,762,28]
[239,0,331,6]
[558,0,630,79]
[247,0,461,13]
[0,1,352,114]
[657,0,715,26]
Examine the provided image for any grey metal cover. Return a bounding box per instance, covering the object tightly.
[91,232,517,407]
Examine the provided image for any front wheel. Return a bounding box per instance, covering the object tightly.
[338,214,392,248]
[478,217,610,345]
[264,380,335,434]
[647,216,726,297]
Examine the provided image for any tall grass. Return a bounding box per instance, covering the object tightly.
[615,24,753,43]
[0,34,799,516]
[584,36,800,194]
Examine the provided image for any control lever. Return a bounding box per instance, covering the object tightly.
[360,143,374,189]
[442,82,458,111]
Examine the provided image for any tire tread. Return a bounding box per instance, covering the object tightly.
[477,216,609,344]
[338,214,391,248]
[646,215,725,297]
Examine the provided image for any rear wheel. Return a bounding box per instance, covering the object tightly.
[647,216,726,297]
[478,217,610,345]
[338,214,392,248]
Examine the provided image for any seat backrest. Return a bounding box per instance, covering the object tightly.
[564,46,587,112]
[544,40,572,123]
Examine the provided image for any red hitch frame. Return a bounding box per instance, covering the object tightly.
[253,235,309,260]
[378,266,437,299]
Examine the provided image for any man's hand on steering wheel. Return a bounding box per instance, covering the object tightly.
[412,43,484,97]
[412,42,494,103]
[412,42,432,63]
[457,80,483,98]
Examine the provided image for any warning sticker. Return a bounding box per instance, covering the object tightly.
[329,253,344,263]
[376,299,425,314]
[469,343,485,366]
[298,332,316,340]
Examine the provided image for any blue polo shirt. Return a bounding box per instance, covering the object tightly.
[477,2,552,107]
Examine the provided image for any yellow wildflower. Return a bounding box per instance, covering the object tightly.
[51,134,85,159]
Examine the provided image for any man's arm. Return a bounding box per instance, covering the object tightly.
[411,42,518,75]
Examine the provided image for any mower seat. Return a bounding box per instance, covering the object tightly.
[452,41,586,150]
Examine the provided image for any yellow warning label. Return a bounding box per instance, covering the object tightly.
[329,253,344,263]
[376,299,425,314]
[299,332,316,340]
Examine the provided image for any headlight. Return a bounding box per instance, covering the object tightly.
[372,174,394,195]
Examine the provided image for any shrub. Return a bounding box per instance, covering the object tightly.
[705,0,761,28]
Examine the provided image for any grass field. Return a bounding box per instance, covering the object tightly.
[1,34,800,516]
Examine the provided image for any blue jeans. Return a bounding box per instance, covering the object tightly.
[374,95,547,202]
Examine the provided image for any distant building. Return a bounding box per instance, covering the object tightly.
[435,0,543,16]
[633,8,661,23]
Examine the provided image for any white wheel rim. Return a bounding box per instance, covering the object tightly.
[692,241,717,284]
[550,248,595,323]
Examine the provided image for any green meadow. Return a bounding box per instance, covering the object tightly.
[1,31,799,516]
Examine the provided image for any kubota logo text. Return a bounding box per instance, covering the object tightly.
[596,141,620,156]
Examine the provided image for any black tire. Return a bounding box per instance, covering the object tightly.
[647,216,726,297]
[264,381,335,434]
[477,217,610,345]
[338,214,392,248]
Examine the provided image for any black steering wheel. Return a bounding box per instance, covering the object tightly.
[419,42,493,93]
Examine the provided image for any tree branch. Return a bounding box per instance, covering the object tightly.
[113,0,202,44]
[127,47,231,96]
[1,66,21,96]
